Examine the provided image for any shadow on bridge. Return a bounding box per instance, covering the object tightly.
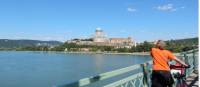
[187,73,199,87]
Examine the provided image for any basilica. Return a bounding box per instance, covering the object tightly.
[67,28,136,48]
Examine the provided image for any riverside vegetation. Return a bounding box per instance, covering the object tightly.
[0,37,198,53]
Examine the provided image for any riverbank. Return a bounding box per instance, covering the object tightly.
[62,51,150,55]
[0,50,150,55]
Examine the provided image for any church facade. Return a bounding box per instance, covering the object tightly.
[67,28,135,48]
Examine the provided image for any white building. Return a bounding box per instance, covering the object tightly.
[93,27,108,43]
[67,27,136,48]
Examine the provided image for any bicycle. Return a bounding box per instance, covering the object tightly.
[170,64,190,87]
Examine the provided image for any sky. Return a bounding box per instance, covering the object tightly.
[0,0,198,42]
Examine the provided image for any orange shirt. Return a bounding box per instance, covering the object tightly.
[150,48,176,71]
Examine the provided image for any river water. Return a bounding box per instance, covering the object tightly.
[0,51,151,87]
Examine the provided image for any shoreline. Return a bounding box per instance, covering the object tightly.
[63,51,150,55]
[0,50,184,56]
[0,50,150,55]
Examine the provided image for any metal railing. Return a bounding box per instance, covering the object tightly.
[56,49,198,87]
[174,49,198,77]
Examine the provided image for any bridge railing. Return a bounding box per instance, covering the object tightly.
[179,49,198,77]
[55,49,198,87]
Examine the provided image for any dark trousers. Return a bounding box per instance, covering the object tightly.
[151,70,174,87]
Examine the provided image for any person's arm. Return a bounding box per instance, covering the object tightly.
[173,57,188,66]
[166,50,188,66]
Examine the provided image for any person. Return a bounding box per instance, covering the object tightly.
[150,40,188,87]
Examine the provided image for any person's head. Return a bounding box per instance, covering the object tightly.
[154,40,166,50]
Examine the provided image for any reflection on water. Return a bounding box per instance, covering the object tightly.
[94,54,104,73]
[0,51,151,87]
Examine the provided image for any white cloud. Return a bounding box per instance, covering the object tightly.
[155,4,177,12]
[127,7,137,12]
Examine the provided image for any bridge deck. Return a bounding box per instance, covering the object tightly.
[186,71,199,87]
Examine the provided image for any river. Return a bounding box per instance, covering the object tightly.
[0,51,151,87]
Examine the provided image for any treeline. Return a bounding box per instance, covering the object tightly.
[12,37,198,53]
[18,42,148,52]
[0,39,62,49]
[166,37,198,52]
[18,46,51,51]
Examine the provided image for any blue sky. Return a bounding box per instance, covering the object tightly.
[0,0,198,42]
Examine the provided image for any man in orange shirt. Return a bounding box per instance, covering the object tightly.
[151,40,188,87]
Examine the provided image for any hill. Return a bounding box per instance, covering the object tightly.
[0,39,63,49]
[0,37,197,52]
[166,37,198,46]
[165,37,198,52]
[51,37,198,52]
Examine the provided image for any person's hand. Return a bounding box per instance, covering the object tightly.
[184,64,188,67]
[183,64,190,68]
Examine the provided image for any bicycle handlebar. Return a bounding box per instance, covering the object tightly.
[170,65,190,69]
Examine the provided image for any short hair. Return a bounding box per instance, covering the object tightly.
[155,40,166,48]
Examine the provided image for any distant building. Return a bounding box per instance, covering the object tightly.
[67,27,136,48]
[110,37,133,45]
[93,27,108,43]
[110,37,134,48]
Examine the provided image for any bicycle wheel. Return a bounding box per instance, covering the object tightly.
[176,79,188,87]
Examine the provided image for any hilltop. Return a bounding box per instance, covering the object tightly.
[0,37,197,52]
[52,37,198,52]
[0,39,63,50]
[165,37,198,52]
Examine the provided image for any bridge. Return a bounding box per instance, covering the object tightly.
[55,49,198,87]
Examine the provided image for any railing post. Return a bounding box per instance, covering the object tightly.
[142,63,151,87]
[193,49,198,72]
[183,53,188,77]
